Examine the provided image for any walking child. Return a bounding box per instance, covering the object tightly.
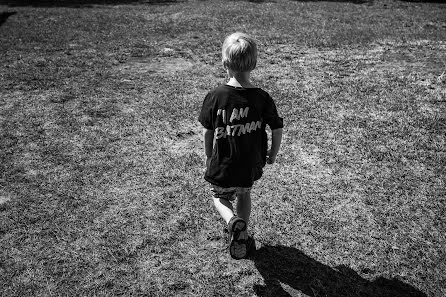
[198,32,283,259]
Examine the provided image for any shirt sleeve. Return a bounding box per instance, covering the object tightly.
[263,95,284,130]
[198,92,214,130]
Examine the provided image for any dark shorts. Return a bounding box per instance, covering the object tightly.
[210,185,251,201]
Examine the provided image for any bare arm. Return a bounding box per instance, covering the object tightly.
[267,128,283,164]
[203,128,214,165]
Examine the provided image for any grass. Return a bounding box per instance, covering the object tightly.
[1,0,445,296]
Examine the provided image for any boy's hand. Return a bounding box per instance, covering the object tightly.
[266,150,276,164]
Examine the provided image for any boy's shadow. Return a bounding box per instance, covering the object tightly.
[252,245,426,297]
[0,11,16,26]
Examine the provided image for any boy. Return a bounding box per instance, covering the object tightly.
[198,32,283,260]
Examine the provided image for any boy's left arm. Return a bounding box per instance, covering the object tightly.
[203,128,214,166]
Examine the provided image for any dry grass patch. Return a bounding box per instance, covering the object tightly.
[1,0,445,296]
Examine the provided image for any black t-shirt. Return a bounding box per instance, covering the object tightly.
[198,84,283,187]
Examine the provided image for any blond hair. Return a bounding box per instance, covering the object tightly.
[222,32,257,72]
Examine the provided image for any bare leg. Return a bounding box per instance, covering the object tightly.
[213,198,234,224]
[236,191,251,226]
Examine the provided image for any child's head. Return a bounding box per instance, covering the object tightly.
[222,32,257,73]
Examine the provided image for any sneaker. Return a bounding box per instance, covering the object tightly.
[228,216,248,260]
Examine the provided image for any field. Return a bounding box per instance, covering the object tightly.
[1,0,445,296]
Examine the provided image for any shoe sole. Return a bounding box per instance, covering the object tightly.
[229,220,248,260]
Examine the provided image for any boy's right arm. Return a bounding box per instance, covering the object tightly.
[267,128,283,164]
[203,128,214,166]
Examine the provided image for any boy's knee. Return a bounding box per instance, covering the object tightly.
[236,188,251,199]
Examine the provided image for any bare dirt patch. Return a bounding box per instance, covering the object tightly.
[116,57,195,75]
[166,120,202,156]
[0,189,13,205]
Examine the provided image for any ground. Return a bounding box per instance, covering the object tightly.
[0,0,445,296]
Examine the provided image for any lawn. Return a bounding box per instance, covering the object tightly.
[0,0,445,296]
